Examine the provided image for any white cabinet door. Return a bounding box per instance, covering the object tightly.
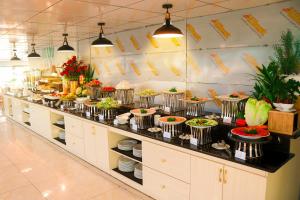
[83,122,109,172]
[65,133,85,159]
[65,116,83,138]
[143,141,190,183]
[3,96,11,116]
[223,166,267,200]
[190,156,223,200]
[29,104,51,139]
[144,166,190,200]
[12,99,22,122]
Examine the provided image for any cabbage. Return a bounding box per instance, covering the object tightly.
[245,98,272,126]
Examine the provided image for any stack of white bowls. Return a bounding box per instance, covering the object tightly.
[133,144,142,158]
[134,163,143,179]
[118,156,136,172]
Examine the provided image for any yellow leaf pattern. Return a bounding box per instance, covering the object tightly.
[130,35,140,50]
[208,89,222,108]
[130,61,141,76]
[116,61,126,75]
[146,61,159,76]
[243,14,267,37]
[211,19,231,40]
[210,53,230,74]
[146,33,159,48]
[187,24,201,41]
[243,53,261,72]
[116,37,125,52]
[282,7,300,27]
[169,65,181,76]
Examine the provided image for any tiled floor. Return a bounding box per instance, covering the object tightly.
[0,111,152,200]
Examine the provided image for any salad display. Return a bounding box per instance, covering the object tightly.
[138,89,158,97]
[130,108,156,116]
[159,116,187,124]
[185,118,218,127]
[96,97,119,110]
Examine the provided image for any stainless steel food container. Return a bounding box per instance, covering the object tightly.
[116,89,134,105]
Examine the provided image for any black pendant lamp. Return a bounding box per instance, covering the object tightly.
[91,22,113,47]
[153,3,183,38]
[58,33,74,52]
[11,43,21,61]
[28,43,41,58]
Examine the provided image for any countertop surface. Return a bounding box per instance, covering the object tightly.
[8,95,295,173]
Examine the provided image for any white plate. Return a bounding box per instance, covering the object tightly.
[147,127,162,132]
[212,143,230,150]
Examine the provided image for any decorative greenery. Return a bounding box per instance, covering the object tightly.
[252,61,300,104]
[271,30,300,74]
[84,65,95,83]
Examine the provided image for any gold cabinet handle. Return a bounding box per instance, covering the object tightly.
[161,159,166,163]
[223,169,227,184]
[161,185,166,190]
[219,168,223,183]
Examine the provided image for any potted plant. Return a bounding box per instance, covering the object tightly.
[60,56,88,94]
[252,61,300,111]
[271,30,300,109]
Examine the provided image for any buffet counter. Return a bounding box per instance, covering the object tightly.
[3,94,300,200]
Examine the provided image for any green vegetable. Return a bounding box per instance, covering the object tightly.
[191,96,199,101]
[96,97,119,110]
[140,109,147,114]
[167,117,176,122]
[169,87,177,93]
[245,129,258,135]
[245,98,272,126]
[186,118,218,127]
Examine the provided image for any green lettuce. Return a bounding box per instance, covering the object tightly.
[245,98,272,126]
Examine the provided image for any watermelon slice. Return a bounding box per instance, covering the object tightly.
[231,126,270,139]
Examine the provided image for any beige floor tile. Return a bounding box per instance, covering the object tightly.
[89,187,142,200]
[0,185,44,200]
[0,118,151,200]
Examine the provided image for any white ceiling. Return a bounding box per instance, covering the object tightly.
[0,0,288,55]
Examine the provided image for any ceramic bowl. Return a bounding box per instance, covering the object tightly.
[280,103,294,111]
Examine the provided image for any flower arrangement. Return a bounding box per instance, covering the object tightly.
[60,56,88,81]
[85,79,102,87]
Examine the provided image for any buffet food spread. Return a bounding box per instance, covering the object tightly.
[6,53,300,173]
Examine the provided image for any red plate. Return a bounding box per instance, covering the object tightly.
[231,126,270,139]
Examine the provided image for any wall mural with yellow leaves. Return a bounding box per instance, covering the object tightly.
[78,0,300,112]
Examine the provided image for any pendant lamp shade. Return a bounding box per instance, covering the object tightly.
[153,4,183,38]
[28,43,41,58]
[11,50,21,61]
[11,43,21,61]
[58,33,74,52]
[91,22,113,47]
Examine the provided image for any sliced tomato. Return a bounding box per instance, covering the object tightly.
[231,126,270,138]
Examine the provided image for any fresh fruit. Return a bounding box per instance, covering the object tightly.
[75,87,82,95]
[82,89,88,96]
